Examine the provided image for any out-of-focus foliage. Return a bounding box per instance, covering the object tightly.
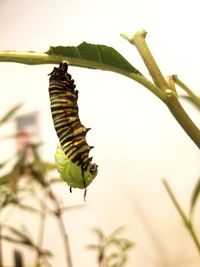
[87,226,134,267]
[2,225,52,257]
[0,103,22,126]
[0,105,57,267]
[1,104,123,267]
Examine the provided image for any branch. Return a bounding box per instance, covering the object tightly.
[121,30,168,90]
[47,187,73,267]
[172,75,200,107]
[165,90,200,149]
[122,30,200,149]
[163,179,200,256]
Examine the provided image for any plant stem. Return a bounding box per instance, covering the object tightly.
[57,213,73,267]
[47,188,73,267]
[163,179,200,256]
[0,224,3,267]
[34,193,47,267]
[121,30,168,90]
[172,75,200,107]
[165,90,200,149]
[122,30,200,149]
[1,35,200,149]
[127,72,168,102]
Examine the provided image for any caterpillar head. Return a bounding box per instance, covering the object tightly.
[55,146,98,189]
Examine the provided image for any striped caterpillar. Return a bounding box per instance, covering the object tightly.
[48,63,98,197]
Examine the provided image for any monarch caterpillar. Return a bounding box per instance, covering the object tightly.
[49,63,98,197]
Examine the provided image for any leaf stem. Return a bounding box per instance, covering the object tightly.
[163,179,200,256]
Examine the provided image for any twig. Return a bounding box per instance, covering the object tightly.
[0,222,3,267]
[172,75,200,107]
[163,179,200,256]
[34,191,48,267]
[47,187,73,267]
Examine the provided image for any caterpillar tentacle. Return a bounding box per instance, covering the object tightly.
[49,63,98,191]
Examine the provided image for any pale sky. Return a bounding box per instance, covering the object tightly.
[1,1,200,266]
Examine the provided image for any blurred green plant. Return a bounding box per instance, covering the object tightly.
[87,226,134,267]
[0,106,134,267]
[0,104,22,126]
[0,106,74,267]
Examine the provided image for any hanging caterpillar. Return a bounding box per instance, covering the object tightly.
[48,63,98,196]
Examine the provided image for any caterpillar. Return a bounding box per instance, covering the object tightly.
[48,63,98,197]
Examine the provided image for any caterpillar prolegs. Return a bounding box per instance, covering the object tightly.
[48,63,98,197]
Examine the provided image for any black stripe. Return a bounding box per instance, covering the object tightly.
[71,149,90,166]
[64,140,86,158]
[59,131,86,145]
[59,130,84,146]
[69,144,90,161]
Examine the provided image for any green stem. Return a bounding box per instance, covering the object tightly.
[121,30,168,90]
[165,90,200,149]
[122,30,200,150]
[127,73,167,102]
[172,75,200,107]
[163,179,200,256]
[0,50,167,103]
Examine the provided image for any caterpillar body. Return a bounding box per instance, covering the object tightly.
[48,63,98,194]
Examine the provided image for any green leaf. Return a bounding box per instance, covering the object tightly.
[2,232,52,257]
[110,226,125,238]
[0,174,12,185]
[190,176,200,216]
[46,42,142,75]
[0,160,9,170]
[3,225,51,254]
[92,227,106,243]
[3,225,32,245]
[0,103,22,125]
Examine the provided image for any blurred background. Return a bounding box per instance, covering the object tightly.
[1,0,200,266]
